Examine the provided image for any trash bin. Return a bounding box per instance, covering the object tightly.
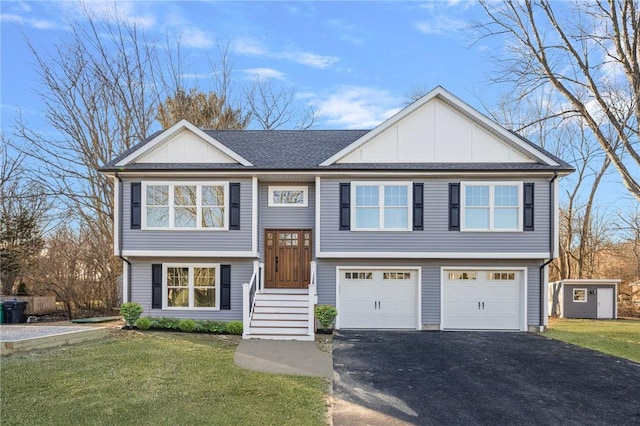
[0,302,4,324]
[3,301,28,324]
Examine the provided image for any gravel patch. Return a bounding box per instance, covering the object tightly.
[0,326,97,342]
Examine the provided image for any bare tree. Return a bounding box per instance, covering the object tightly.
[477,0,640,201]
[0,139,48,295]
[245,77,318,130]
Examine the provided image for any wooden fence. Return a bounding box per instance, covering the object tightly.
[0,296,57,315]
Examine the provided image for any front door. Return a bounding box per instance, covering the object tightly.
[264,229,312,288]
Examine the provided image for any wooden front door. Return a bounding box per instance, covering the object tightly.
[264,229,312,288]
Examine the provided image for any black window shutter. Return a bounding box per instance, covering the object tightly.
[229,183,241,230]
[413,183,424,231]
[131,182,141,230]
[339,183,351,230]
[220,265,231,310]
[151,263,162,309]
[449,183,460,231]
[523,183,535,231]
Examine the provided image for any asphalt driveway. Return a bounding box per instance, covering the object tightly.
[332,331,640,425]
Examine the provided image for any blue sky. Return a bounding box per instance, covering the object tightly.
[1,0,497,131]
[0,1,636,211]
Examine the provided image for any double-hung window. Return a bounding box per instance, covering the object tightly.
[461,182,522,231]
[164,264,219,309]
[352,182,412,230]
[143,182,228,230]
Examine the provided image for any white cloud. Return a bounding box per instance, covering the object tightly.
[0,13,63,30]
[282,51,338,69]
[243,68,285,80]
[233,36,338,69]
[181,27,215,49]
[314,86,402,129]
[414,15,467,35]
[61,1,155,29]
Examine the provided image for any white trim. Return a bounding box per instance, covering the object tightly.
[351,181,413,231]
[316,251,549,259]
[335,265,422,330]
[553,178,560,258]
[121,250,257,258]
[267,185,309,207]
[252,177,258,256]
[460,181,523,232]
[440,266,528,331]
[551,279,622,285]
[315,176,321,259]
[121,260,129,304]
[162,263,221,310]
[320,86,559,167]
[115,119,253,167]
[141,181,229,230]
[106,170,570,179]
[572,288,588,303]
[113,176,120,256]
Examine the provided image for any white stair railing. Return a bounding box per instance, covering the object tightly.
[308,261,318,337]
[242,260,261,339]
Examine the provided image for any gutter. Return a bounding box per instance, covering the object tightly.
[115,172,132,303]
[539,171,558,330]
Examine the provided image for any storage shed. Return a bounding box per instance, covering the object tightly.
[549,279,620,319]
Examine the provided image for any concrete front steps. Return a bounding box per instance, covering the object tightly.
[248,289,314,341]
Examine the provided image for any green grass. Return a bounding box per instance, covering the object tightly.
[543,318,640,363]
[0,331,328,425]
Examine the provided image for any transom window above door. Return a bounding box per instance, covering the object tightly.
[268,186,308,207]
[461,182,522,231]
[143,182,228,230]
[352,182,412,230]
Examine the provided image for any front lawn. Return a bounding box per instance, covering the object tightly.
[0,331,328,425]
[543,318,640,363]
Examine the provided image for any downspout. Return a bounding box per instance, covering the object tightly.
[539,171,558,331]
[115,172,132,303]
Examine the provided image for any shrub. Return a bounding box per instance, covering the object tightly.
[135,317,152,330]
[315,305,338,329]
[120,302,144,327]
[207,320,227,333]
[157,317,180,330]
[178,319,197,333]
[225,320,243,335]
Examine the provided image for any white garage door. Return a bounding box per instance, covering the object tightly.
[338,269,418,329]
[442,269,524,331]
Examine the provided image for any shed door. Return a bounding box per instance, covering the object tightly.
[597,288,614,319]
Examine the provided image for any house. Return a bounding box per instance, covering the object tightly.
[549,279,620,319]
[100,86,574,340]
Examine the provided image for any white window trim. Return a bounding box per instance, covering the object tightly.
[268,185,308,207]
[460,181,523,232]
[162,263,221,310]
[351,181,413,231]
[142,181,229,230]
[573,288,588,303]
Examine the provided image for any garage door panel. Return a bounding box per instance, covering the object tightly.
[443,270,524,331]
[338,269,418,329]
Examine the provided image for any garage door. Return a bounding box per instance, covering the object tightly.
[442,269,524,331]
[338,269,418,329]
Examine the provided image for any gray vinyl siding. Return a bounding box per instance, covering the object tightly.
[129,258,252,320]
[258,183,315,261]
[563,284,616,318]
[121,178,252,252]
[319,178,551,253]
[315,258,543,328]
